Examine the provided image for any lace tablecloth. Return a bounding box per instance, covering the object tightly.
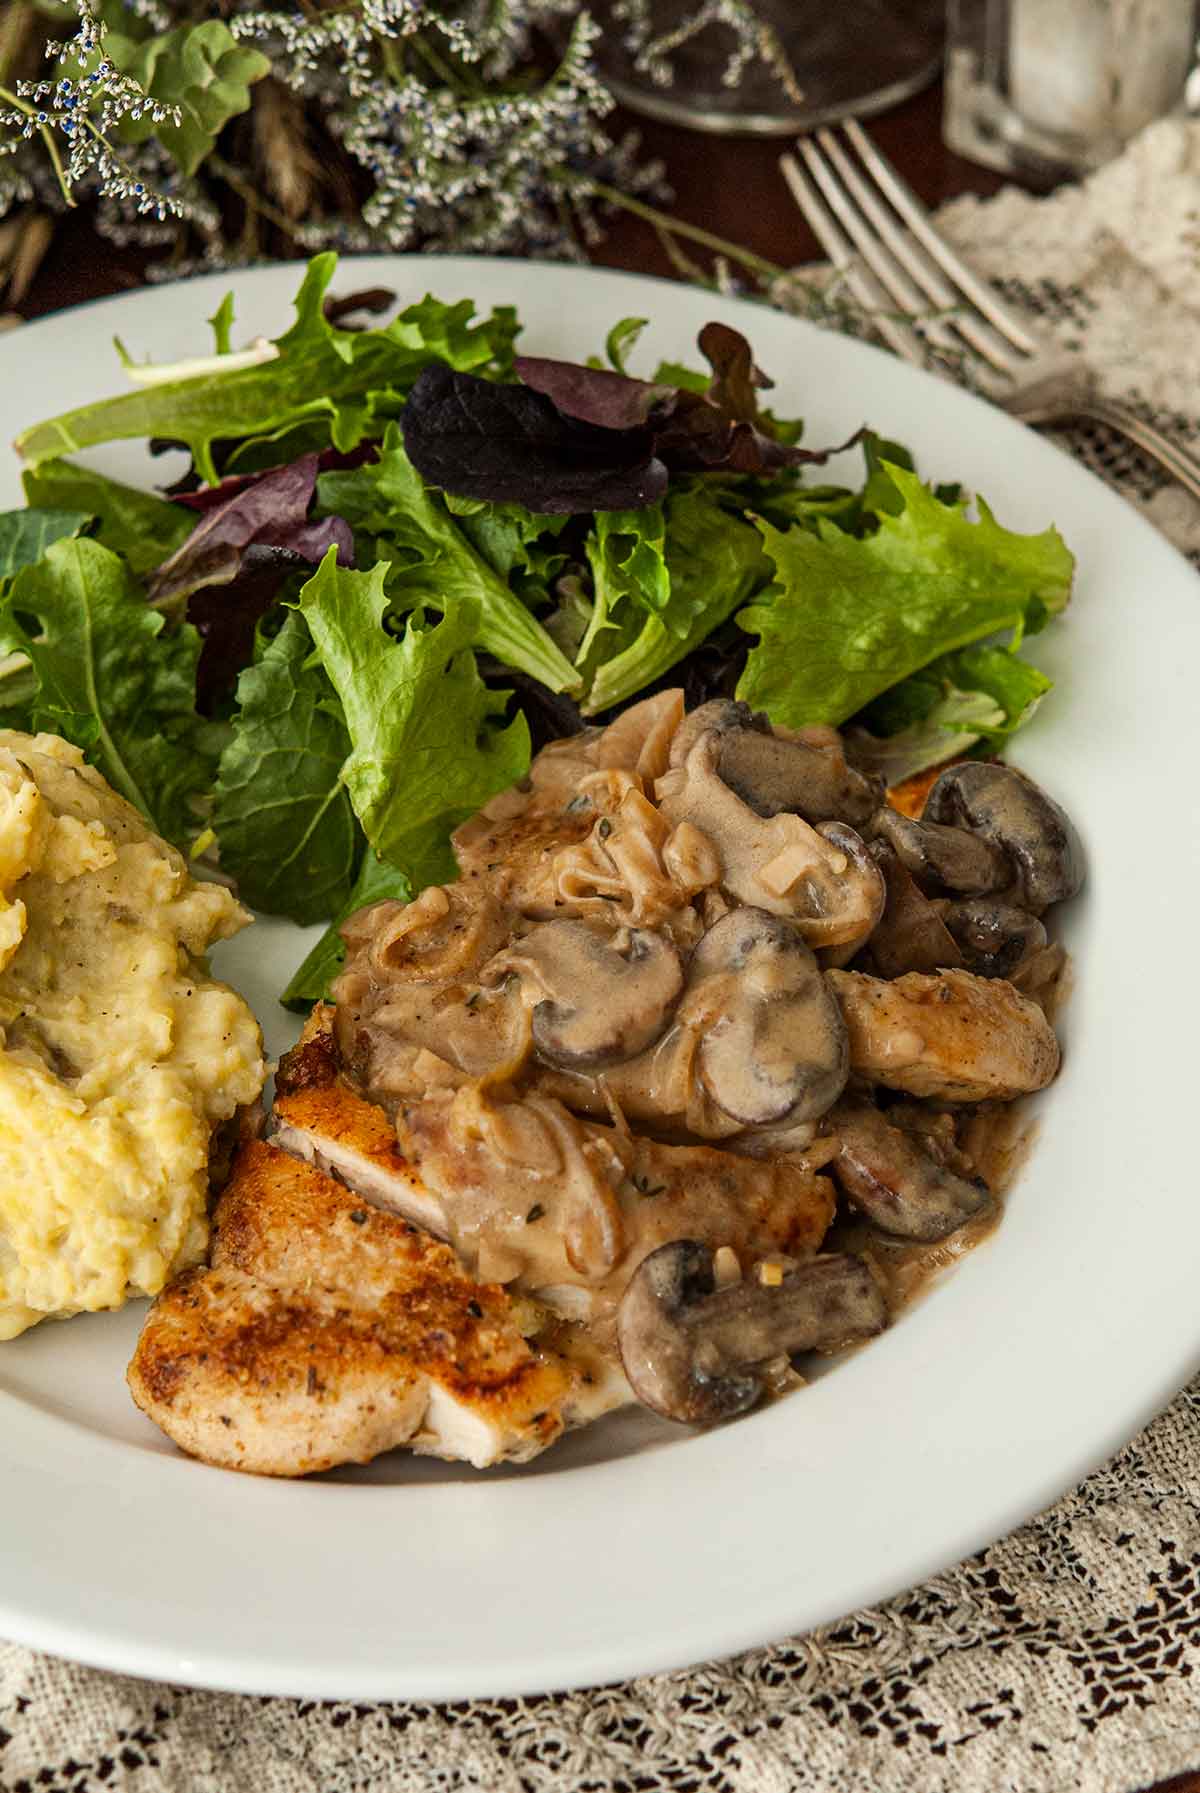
[5,118,1200,1793]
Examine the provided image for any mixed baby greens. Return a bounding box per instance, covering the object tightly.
[1,252,1074,1004]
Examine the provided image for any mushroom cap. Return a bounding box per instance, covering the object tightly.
[669,700,881,825]
[656,732,885,950]
[869,804,1009,896]
[718,728,882,826]
[924,761,1083,912]
[667,698,767,770]
[864,842,964,979]
[489,918,685,1071]
[616,1239,888,1426]
[616,1239,762,1425]
[828,1100,990,1241]
[943,897,1047,979]
[684,907,849,1129]
[812,820,887,966]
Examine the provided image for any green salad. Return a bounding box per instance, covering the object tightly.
[2,252,1074,1005]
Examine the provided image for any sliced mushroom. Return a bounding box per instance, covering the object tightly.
[668,698,880,824]
[869,804,1009,895]
[656,731,885,954]
[485,918,684,1071]
[924,761,1083,912]
[827,1101,990,1242]
[616,1240,887,1425]
[681,908,849,1128]
[668,697,767,768]
[865,843,964,979]
[814,821,887,968]
[943,898,1047,980]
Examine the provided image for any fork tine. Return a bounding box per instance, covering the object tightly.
[795,137,966,364]
[815,127,1019,376]
[779,152,927,366]
[842,118,1040,356]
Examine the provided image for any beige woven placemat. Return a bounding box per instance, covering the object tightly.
[5,118,1200,1793]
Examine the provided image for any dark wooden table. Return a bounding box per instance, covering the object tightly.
[14,74,1199,1793]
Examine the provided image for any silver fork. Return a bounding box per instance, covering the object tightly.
[780,120,1200,504]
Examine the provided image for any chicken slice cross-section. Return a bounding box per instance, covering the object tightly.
[127,1140,625,1477]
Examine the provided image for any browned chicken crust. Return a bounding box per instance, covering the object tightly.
[127,1140,587,1476]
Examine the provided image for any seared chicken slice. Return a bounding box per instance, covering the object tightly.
[272,1011,834,1331]
[128,1140,625,1476]
[397,1091,836,1332]
[827,967,1060,1102]
[271,1011,447,1234]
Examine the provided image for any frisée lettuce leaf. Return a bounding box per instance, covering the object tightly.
[316,425,582,695]
[736,464,1073,728]
[297,550,530,883]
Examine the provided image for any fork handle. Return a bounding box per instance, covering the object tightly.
[1014,392,1200,505]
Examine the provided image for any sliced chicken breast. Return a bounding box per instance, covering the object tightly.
[273,1009,834,1331]
[272,1008,448,1234]
[827,967,1061,1102]
[128,1140,625,1476]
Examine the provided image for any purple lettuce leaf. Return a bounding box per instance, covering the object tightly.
[513,356,676,430]
[400,364,669,514]
[148,452,355,709]
[518,320,853,482]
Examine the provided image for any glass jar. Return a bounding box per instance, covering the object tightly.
[594,0,944,137]
[944,0,1199,179]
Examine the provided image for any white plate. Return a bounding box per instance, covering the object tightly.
[0,257,1196,1702]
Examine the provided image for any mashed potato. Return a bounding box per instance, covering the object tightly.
[0,731,265,1340]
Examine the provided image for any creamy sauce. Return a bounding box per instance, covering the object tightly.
[328,691,1072,1369]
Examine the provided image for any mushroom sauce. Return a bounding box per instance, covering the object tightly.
[327,690,1079,1426]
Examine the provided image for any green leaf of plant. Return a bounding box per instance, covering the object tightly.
[651,359,709,394]
[2,537,213,845]
[847,688,1008,789]
[862,643,1051,743]
[16,254,521,485]
[297,550,530,881]
[21,460,193,576]
[582,482,770,715]
[108,20,270,176]
[316,425,582,694]
[209,291,236,356]
[736,464,1074,728]
[606,317,649,375]
[442,492,569,590]
[280,846,412,1010]
[213,612,361,923]
[0,506,90,578]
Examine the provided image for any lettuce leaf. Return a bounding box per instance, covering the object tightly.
[316,426,581,694]
[213,613,361,924]
[847,643,1052,786]
[582,482,770,715]
[15,254,520,485]
[0,507,90,579]
[296,550,530,883]
[848,689,1008,789]
[442,493,569,592]
[21,460,193,575]
[862,643,1051,741]
[736,464,1073,728]
[1,538,213,845]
